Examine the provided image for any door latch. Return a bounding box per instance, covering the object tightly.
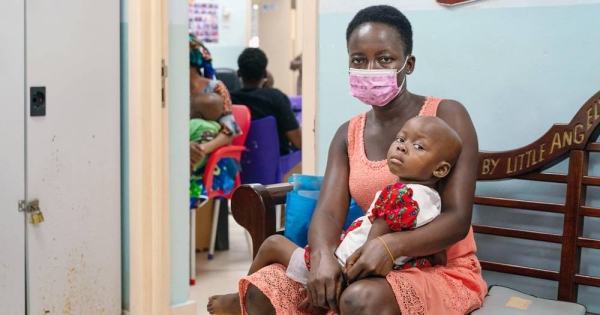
[18,199,45,225]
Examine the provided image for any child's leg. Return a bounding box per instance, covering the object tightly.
[248,234,299,275]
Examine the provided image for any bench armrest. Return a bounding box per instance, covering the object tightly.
[231,183,293,258]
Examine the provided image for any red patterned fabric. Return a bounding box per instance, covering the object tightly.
[368,182,420,231]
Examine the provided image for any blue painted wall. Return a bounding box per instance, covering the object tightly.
[317,1,600,312]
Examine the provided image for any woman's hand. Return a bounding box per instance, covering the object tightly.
[345,235,395,282]
[298,296,329,315]
[306,252,344,314]
[190,142,206,173]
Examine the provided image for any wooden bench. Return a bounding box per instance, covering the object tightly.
[231,91,600,314]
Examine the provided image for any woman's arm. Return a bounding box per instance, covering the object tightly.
[308,122,352,254]
[305,122,352,313]
[213,81,232,113]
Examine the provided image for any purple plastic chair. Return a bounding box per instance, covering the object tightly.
[241,116,302,185]
[288,95,302,125]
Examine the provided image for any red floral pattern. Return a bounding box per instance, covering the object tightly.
[368,182,420,231]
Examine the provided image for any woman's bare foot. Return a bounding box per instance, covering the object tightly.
[207,293,241,315]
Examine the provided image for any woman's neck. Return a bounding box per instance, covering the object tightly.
[370,91,424,127]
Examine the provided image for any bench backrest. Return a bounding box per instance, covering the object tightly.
[473,91,600,306]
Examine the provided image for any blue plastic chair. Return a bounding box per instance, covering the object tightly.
[241,116,301,185]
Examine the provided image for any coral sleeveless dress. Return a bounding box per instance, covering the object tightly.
[239,97,487,315]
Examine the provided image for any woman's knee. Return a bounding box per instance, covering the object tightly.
[340,279,399,315]
[244,284,275,315]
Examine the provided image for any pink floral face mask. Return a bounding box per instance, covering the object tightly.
[349,58,408,106]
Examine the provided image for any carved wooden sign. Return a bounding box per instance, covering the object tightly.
[437,0,483,6]
[478,91,600,179]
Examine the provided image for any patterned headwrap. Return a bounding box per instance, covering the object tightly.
[189,34,216,79]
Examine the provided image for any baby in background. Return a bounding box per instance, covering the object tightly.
[189,92,224,171]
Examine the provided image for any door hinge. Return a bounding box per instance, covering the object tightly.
[161,59,168,108]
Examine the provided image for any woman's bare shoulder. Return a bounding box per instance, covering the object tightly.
[436,99,473,126]
[331,120,351,150]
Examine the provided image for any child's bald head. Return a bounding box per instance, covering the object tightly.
[190,92,224,121]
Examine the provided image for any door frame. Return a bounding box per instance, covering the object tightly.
[126,0,319,313]
[302,0,318,175]
[127,0,170,313]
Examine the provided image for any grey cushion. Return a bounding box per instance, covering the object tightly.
[471,285,586,315]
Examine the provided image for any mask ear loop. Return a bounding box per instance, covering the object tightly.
[388,57,410,103]
[396,56,410,74]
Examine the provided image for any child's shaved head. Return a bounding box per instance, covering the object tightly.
[190,93,224,121]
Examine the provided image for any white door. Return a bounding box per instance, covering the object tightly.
[25,0,121,313]
[0,0,26,313]
[254,0,295,95]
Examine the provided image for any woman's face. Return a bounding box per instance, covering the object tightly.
[347,22,412,72]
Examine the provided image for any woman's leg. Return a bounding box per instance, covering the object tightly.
[339,278,401,315]
[207,235,298,314]
[244,283,276,315]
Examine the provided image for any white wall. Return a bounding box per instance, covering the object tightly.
[254,0,295,95]
[200,0,249,70]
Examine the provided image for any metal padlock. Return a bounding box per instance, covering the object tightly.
[32,211,45,224]
[28,200,44,225]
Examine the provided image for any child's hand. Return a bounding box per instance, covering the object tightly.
[344,245,363,273]
[189,142,206,173]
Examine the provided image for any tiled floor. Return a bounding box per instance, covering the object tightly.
[190,214,252,315]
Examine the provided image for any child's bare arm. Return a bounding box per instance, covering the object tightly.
[365,217,394,242]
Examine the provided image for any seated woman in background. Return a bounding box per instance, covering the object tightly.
[189,37,241,209]
[189,93,224,172]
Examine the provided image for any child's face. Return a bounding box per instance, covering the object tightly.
[386,118,447,182]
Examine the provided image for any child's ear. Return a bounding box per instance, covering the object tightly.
[433,162,451,179]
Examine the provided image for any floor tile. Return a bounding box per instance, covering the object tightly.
[190,214,252,315]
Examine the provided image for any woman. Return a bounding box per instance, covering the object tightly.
[189,38,241,208]
[215,5,487,314]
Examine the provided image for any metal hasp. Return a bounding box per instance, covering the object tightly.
[18,199,44,225]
